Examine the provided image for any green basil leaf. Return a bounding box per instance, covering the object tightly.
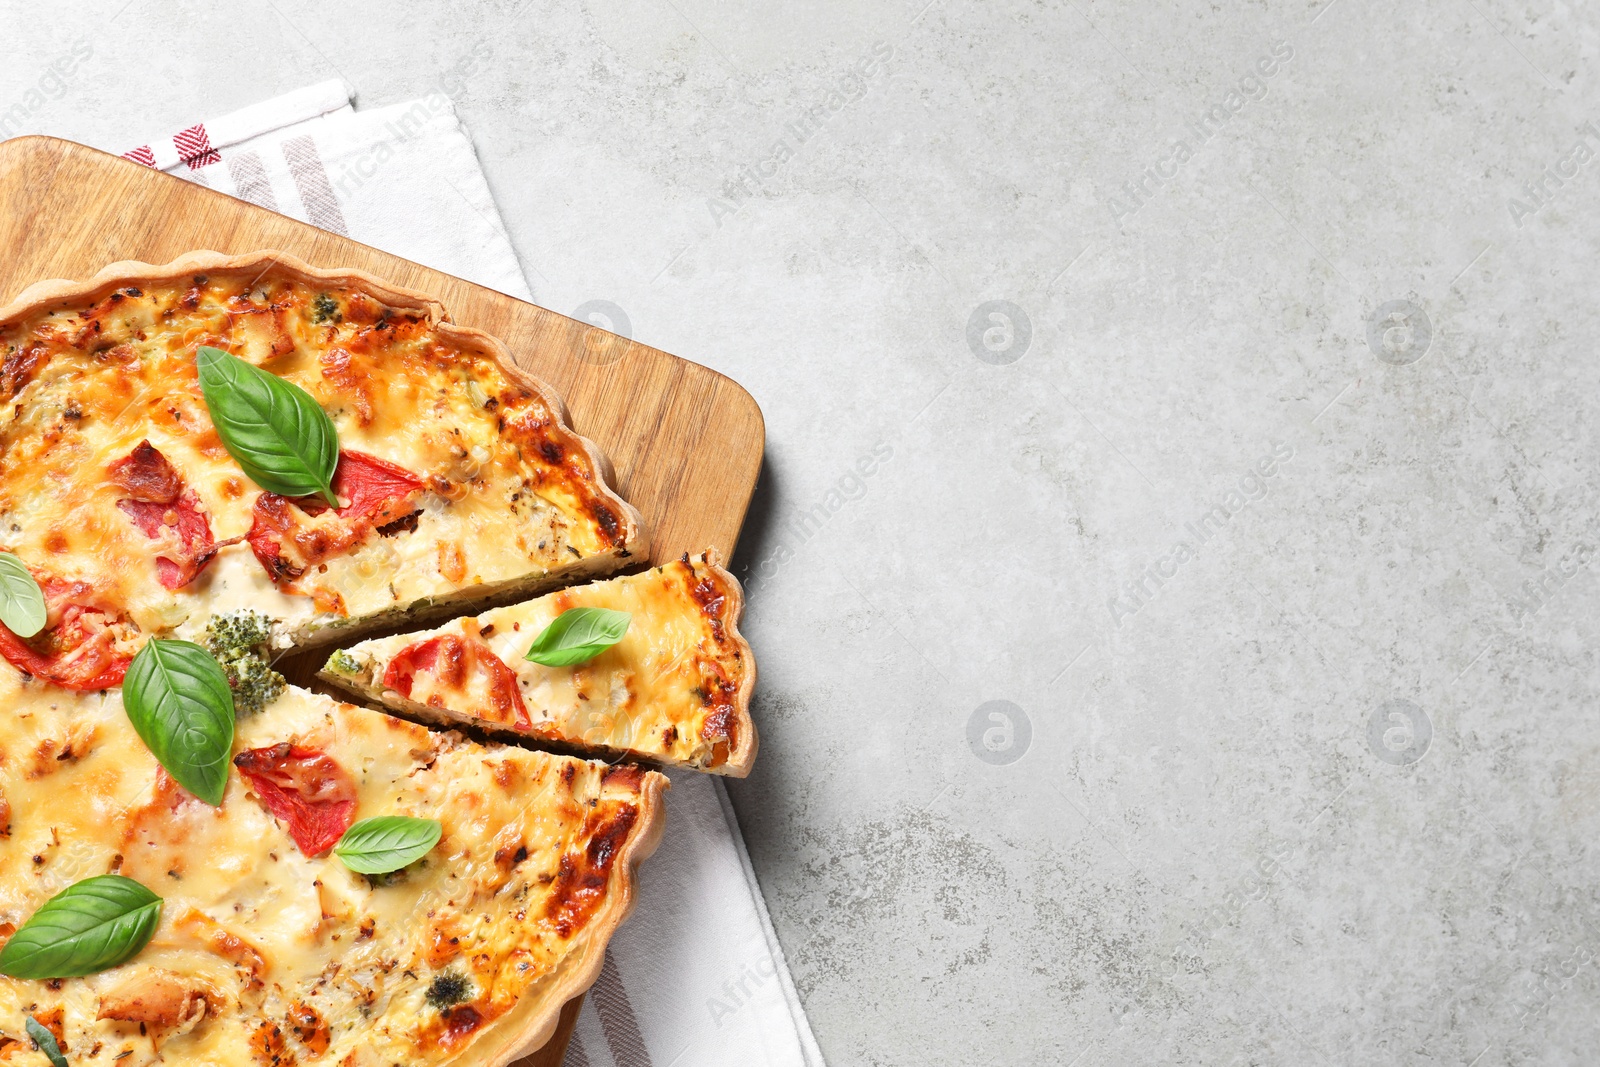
[196,345,340,507]
[25,1016,67,1067]
[0,552,46,638]
[523,607,631,667]
[0,875,161,979]
[122,639,236,806]
[333,816,443,875]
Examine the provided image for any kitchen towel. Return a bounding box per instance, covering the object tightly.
[119,79,532,300]
[112,82,825,1067]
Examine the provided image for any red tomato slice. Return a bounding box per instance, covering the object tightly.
[326,450,425,525]
[0,577,133,690]
[233,744,358,857]
[383,634,533,732]
[118,493,226,590]
[111,441,231,590]
[244,493,301,582]
[246,450,424,585]
[382,634,456,693]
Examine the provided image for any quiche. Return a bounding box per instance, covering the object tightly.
[319,551,757,775]
[0,675,666,1065]
[0,252,747,1065]
[0,249,644,673]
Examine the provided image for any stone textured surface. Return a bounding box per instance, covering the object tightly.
[4,1,1599,1062]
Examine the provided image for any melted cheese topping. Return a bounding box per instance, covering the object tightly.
[323,553,753,773]
[0,672,660,1065]
[0,271,636,646]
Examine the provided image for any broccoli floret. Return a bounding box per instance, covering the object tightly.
[220,650,285,715]
[205,609,275,653]
[425,970,471,1010]
[203,609,285,715]
[311,292,340,324]
[325,649,362,676]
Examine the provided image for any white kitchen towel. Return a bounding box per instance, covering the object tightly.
[119,79,532,300]
[112,85,824,1067]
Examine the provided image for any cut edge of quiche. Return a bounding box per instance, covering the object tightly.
[318,548,759,777]
[0,248,648,653]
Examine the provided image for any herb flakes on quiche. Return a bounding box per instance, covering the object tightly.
[320,550,757,775]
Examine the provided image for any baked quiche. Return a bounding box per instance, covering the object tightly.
[320,551,757,775]
[0,251,757,1065]
[0,250,644,675]
[0,674,666,1065]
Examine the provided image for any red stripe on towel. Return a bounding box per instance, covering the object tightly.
[173,123,221,169]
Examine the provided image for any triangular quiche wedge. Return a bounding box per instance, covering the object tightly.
[0,249,644,677]
[0,671,666,1066]
[319,550,757,776]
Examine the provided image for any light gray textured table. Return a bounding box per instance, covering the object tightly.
[4,2,1598,1063]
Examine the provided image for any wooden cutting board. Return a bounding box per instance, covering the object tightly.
[0,135,765,1066]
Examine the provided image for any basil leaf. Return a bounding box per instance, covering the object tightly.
[0,875,161,979]
[0,552,45,638]
[122,639,236,806]
[196,345,340,507]
[25,1016,67,1067]
[333,816,443,875]
[523,607,631,667]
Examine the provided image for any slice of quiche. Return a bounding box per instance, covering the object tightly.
[0,670,665,1066]
[0,250,644,677]
[320,550,757,775]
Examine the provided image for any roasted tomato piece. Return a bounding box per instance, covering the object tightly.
[111,440,232,590]
[246,450,424,585]
[109,440,183,502]
[0,576,134,690]
[324,450,424,525]
[118,494,224,590]
[233,744,358,856]
[383,634,533,732]
[244,493,303,583]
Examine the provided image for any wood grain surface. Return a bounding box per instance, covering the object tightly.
[0,135,764,1067]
